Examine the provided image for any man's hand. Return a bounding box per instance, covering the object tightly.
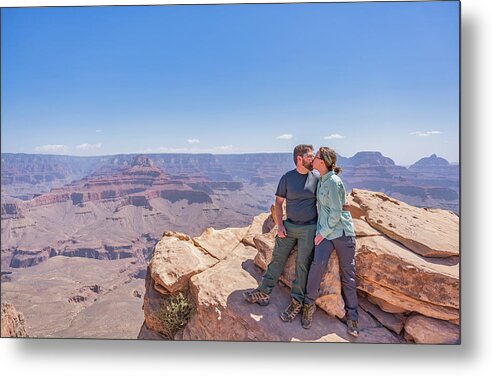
[314,233,325,246]
[276,224,287,238]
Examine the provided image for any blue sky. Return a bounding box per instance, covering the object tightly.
[1,1,459,165]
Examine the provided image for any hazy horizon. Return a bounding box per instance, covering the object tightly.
[0,149,459,166]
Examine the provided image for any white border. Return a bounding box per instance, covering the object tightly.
[1,0,491,375]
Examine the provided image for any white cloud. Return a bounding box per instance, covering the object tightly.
[34,144,69,153]
[76,143,102,151]
[154,146,199,153]
[147,145,234,154]
[95,129,103,133]
[277,134,293,140]
[410,131,442,137]
[187,138,200,144]
[214,145,234,152]
[324,134,346,140]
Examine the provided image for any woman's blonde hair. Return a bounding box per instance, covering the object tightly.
[319,147,342,174]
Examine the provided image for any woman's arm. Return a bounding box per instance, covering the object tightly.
[318,179,344,239]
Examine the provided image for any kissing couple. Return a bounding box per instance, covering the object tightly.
[243,144,359,337]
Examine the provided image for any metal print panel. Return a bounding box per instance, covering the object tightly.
[0,0,460,344]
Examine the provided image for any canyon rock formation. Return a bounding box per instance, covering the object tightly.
[2,152,459,212]
[1,155,268,270]
[1,302,29,337]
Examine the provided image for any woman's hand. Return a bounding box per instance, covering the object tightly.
[314,233,325,246]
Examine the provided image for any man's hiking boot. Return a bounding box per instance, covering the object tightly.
[301,303,316,329]
[280,298,303,322]
[243,289,270,306]
[346,319,359,337]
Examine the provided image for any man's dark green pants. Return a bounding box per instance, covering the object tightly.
[258,220,317,303]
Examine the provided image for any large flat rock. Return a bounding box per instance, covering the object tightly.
[355,236,459,321]
[352,189,459,257]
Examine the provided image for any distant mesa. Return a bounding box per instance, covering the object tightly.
[409,154,451,169]
[345,151,396,167]
[132,155,154,167]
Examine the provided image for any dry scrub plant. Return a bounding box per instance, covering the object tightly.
[155,292,195,339]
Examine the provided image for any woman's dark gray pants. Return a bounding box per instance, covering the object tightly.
[305,234,359,321]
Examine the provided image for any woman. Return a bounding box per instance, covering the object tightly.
[301,147,359,337]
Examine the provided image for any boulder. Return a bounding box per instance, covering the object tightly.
[351,189,459,257]
[355,235,459,321]
[404,313,460,344]
[193,226,249,260]
[148,231,218,294]
[241,212,275,247]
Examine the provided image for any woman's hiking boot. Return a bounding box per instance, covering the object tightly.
[346,319,359,337]
[301,303,316,329]
[280,298,302,322]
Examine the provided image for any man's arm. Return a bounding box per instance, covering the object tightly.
[274,196,287,238]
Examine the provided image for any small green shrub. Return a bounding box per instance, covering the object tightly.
[155,292,195,339]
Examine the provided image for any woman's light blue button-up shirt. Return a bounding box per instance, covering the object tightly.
[317,171,355,240]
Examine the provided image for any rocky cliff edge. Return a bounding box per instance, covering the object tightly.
[138,189,460,344]
[1,302,29,338]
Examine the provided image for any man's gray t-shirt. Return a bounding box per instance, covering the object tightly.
[275,169,318,225]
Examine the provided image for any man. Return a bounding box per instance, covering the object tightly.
[243,144,318,322]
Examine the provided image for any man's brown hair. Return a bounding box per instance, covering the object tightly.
[293,144,313,165]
